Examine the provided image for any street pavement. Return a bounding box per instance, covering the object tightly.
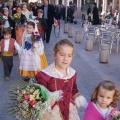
[0,18,120,120]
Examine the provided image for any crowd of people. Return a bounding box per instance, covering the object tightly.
[86,3,119,25]
[0,0,120,120]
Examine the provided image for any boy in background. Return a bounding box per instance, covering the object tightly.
[36,9,47,41]
[0,28,21,80]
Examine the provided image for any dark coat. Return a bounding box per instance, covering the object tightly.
[32,6,39,16]
[38,17,47,31]
[40,4,57,25]
[92,6,99,24]
[8,16,16,39]
[87,7,91,15]
[18,14,27,26]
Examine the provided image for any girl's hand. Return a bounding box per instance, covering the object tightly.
[111,111,119,117]
[50,98,56,107]
[32,42,36,48]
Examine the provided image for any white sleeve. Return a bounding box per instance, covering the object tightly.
[74,95,88,109]
[14,41,21,51]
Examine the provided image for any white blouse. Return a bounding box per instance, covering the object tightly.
[93,102,113,118]
[4,20,10,28]
[4,39,21,52]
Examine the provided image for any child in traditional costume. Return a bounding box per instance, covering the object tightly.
[18,21,48,80]
[2,7,16,39]
[0,28,21,80]
[35,39,87,120]
[15,6,27,45]
[83,80,120,120]
[36,9,47,40]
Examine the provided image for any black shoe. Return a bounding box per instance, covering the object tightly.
[24,77,30,82]
[46,41,49,43]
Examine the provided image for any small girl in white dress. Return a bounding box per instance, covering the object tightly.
[19,21,48,78]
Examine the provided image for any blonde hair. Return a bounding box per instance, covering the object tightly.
[53,39,74,55]
[91,80,120,107]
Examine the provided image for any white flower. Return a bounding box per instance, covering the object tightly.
[35,20,39,24]
[3,16,8,20]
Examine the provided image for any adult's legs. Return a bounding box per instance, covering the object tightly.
[46,24,52,43]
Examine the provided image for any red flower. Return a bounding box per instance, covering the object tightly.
[35,18,38,20]
[30,100,36,107]
[23,94,29,101]
[38,26,44,33]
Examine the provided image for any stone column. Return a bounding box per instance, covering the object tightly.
[20,0,22,4]
[55,0,59,5]
[67,0,69,6]
[75,0,81,17]
[77,0,82,9]
[102,0,107,15]
[118,1,120,28]
[62,0,64,5]
[80,0,82,9]
[65,0,69,23]
[95,0,99,9]
[112,0,117,12]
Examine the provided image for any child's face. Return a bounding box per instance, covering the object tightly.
[26,25,34,34]
[4,33,11,39]
[97,86,115,109]
[38,12,43,17]
[17,8,22,14]
[22,5,27,11]
[53,44,74,70]
[4,10,9,16]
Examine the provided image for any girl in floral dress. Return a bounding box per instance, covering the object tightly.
[83,80,120,120]
[35,39,87,120]
[19,21,48,79]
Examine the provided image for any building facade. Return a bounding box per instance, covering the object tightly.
[32,0,118,12]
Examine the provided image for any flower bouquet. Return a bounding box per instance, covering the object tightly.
[7,80,62,120]
[111,115,120,120]
[108,107,120,120]
[34,18,44,33]
[0,12,7,26]
[54,19,60,28]
[24,31,42,50]
[11,13,21,30]
[31,31,42,43]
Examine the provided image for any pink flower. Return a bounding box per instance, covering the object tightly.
[30,100,36,107]
[23,94,29,101]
